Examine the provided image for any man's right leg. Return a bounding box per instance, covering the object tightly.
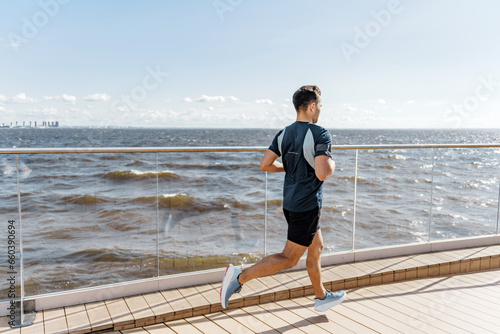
[238,240,307,284]
[221,239,307,308]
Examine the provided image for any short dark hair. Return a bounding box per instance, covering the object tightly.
[292,85,321,112]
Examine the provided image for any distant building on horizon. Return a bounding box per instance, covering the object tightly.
[0,121,60,128]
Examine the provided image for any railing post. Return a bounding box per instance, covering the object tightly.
[428,148,436,242]
[13,155,36,327]
[352,149,358,251]
[496,176,500,235]
[156,153,160,278]
[264,172,268,257]
[15,154,24,326]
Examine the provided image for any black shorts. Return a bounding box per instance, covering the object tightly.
[283,207,321,247]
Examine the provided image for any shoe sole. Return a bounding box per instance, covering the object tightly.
[314,293,346,312]
[220,264,234,308]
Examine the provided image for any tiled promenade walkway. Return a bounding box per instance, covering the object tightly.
[121,269,500,334]
[1,244,499,333]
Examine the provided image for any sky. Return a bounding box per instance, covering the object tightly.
[1,0,499,129]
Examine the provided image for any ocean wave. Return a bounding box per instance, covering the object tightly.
[134,193,254,212]
[125,159,148,166]
[160,162,261,170]
[136,193,204,210]
[378,194,402,200]
[69,249,139,262]
[99,154,127,161]
[322,205,347,213]
[62,194,110,205]
[40,174,82,180]
[104,169,180,181]
[267,199,283,206]
[459,181,493,190]
[380,164,397,169]
[386,154,408,160]
[245,176,264,183]
[36,230,77,240]
[337,175,378,186]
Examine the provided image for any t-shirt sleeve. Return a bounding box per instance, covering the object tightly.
[268,129,283,157]
[314,129,332,158]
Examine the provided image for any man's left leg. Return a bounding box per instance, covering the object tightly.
[306,229,326,298]
[307,228,347,311]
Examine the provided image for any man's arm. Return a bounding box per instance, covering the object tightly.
[260,149,285,173]
[315,154,335,181]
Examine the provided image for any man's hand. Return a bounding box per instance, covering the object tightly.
[315,154,335,181]
[260,149,285,173]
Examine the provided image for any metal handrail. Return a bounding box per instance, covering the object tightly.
[0,146,268,154]
[0,143,499,154]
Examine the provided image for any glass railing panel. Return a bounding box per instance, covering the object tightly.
[354,149,434,249]
[430,148,500,240]
[321,150,357,253]
[265,168,288,256]
[2,143,498,301]
[19,152,159,297]
[157,151,266,276]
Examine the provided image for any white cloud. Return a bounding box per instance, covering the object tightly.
[424,101,448,107]
[341,116,353,122]
[84,93,110,102]
[62,94,77,103]
[145,110,167,121]
[207,107,214,111]
[377,99,387,104]
[25,107,58,116]
[0,94,7,102]
[43,94,77,104]
[255,99,273,105]
[11,93,37,103]
[114,104,133,112]
[196,95,226,102]
[407,100,415,104]
[0,106,4,112]
[343,103,357,111]
[184,95,239,103]
[362,109,375,115]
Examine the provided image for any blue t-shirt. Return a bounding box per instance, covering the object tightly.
[268,121,332,212]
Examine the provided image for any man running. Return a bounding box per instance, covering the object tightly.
[220,85,346,312]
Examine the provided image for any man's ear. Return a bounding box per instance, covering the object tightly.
[309,102,316,112]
